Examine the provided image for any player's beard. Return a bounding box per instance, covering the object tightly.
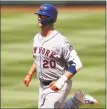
[38,19,54,29]
[38,22,51,28]
[38,21,42,27]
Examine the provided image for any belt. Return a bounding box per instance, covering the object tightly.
[41,81,52,86]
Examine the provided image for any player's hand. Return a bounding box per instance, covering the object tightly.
[23,74,32,87]
[49,81,60,92]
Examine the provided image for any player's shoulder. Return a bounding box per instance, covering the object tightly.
[33,32,40,40]
[56,30,69,43]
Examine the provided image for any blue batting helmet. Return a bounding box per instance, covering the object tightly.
[34,4,58,26]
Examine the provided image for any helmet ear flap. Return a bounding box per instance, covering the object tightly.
[45,17,54,25]
[47,17,54,24]
[47,16,57,24]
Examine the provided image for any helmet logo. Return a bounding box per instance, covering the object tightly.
[40,6,45,11]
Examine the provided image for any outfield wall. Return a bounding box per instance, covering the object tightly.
[1,1,106,6]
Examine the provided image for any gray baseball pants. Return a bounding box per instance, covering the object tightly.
[38,80,72,108]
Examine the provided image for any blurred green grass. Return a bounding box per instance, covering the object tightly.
[1,8,105,108]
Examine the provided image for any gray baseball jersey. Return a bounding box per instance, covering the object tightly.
[33,30,76,82]
[32,30,81,108]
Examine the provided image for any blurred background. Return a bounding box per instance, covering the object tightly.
[1,0,106,108]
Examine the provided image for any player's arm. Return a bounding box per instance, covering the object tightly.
[50,39,82,91]
[23,63,36,87]
[55,49,82,90]
[64,49,82,79]
[50,51,82,91]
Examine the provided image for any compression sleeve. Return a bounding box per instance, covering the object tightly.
[62,39,82,73]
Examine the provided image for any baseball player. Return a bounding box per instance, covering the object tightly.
[23,4,99,108]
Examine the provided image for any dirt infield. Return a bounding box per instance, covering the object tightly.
[1,5,105,13]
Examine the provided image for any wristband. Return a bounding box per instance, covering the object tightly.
[55,75,68,89]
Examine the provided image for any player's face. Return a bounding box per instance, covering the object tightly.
[38,15,48,27]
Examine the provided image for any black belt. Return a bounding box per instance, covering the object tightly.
[41,81,52,85]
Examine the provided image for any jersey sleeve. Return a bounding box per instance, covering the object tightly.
[62,39,82,71]
[33,33,38,47]
[62,39,73,62]
[32,33,39,58]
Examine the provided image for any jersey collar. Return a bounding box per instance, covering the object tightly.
[39,30,59,44]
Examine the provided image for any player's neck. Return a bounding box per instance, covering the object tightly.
[41,25,55,37]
